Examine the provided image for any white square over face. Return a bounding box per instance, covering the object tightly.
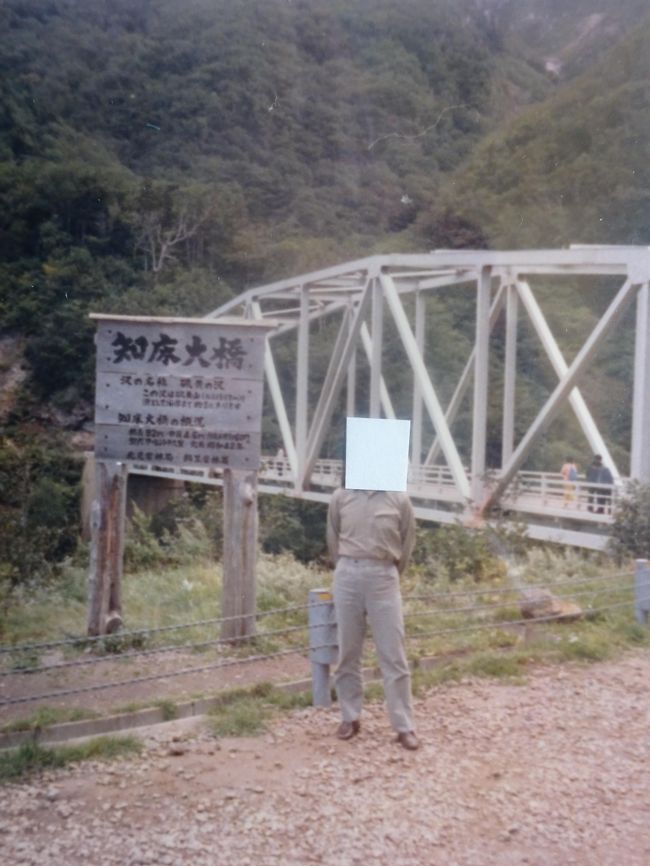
[345,417,411,491]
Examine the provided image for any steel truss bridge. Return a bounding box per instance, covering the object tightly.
[133,246,650,551]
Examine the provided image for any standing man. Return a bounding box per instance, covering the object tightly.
[327,483,418,750]
[586,453,613,513]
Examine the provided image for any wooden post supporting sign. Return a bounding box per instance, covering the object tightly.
[221,468,258,641]
[87,460,127,636]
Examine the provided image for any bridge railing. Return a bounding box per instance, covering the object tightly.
[258,457,462,495]
[502,470,622,518]
[256,458,623,518]
[408,463,458,488]
[259,456,294,482]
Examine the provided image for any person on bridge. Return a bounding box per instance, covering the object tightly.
[586,454,614,514]
[327,418,419,751]
[560,457,579,506]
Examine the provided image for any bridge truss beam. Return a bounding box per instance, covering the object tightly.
[188,246,650,547]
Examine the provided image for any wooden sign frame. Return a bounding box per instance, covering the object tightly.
[87,314,274,637]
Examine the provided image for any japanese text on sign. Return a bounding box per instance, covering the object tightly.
[111,331,247,371]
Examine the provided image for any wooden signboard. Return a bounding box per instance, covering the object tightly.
[87,314,274,637]
[92,315,270,471]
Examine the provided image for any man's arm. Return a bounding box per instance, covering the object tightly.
[326,490,341,564]
[397,494,416,574]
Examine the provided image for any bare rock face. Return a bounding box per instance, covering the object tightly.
[520,589,583,622]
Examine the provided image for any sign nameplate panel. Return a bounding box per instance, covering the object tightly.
[91,315,272,471]
[95,320,266,377]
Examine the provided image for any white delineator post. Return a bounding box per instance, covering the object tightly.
[309,588,338,707]
[635,559,650,625]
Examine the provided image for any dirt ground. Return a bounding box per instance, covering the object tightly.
[2,651,650,866]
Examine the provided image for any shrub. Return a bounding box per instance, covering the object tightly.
[0,436,81,591]
[123,503,212,571]
[259,495,328,563]
[413,522,507,582]
[609,482,650,561]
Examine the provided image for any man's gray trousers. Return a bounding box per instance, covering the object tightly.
[333,556,414,733]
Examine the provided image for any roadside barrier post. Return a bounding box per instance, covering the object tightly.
[635,559,650,624]
[308,589,338,707]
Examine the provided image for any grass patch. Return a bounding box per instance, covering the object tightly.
[363,681,386,702]
[0,552,324,655]
[0,736,142,784]
[1,705,100,734]
[155,699,179,721]
[557,634,613,663]
[411,662,464,694]
[211,696,269,736]
[613,620,650,645]
[466,652,527,681]
[208,681,312,737]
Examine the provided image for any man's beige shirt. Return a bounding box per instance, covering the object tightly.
[327,489,416,574]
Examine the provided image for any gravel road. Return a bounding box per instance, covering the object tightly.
[2,652,649,866]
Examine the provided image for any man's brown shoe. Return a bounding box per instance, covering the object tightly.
[396,731,419,751]
[336,720,360,740]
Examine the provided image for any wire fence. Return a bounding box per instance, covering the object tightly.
[0,569,631,657]
[1,573,634,678]
[0,599,321,657]
[0,570,644,709]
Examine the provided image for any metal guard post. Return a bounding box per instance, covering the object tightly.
[308,589,338,707]
[635,559,650,624]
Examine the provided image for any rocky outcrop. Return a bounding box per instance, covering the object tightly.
[519,588,583,622]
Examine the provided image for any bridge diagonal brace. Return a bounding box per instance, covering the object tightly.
[380,273,472,501]
[306,304,360,457]
[425,285,506,466]
[483,277,638,513]
[301,281,373,488]
[515,280,620,479]
[360,322,396,419]
[250,301,298,477]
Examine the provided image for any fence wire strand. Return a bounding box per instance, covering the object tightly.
[404,577,634,621]
[2,590,647,708]
[0,571,632,657]
[2,575,634,677]
[0,645,313,707]
[0,600,325,657]
[405,570,633,603]
[406,596,646,641]
[0,623,312,677]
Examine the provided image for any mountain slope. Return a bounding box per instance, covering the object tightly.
[424,17,650,249]
[483,0,650,79]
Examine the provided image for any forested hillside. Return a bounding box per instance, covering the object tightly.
[0,0,515,414]
[429,17,650,249]
[2,0,647,415]
[1,0,648,585]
